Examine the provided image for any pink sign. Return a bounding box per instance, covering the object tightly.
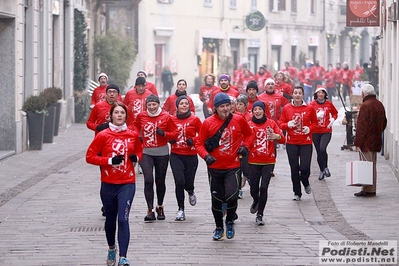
[346,0,380,27]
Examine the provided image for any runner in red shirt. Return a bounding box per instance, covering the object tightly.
[199,74,218,118]
[233,63,243,86]
[207,74,240,115]
[137,70,158,96]
[162,79,195,115]
[196,92,252,241]
[87,84,134,135]
[298,63,315,103]
[309,86,338,180]
[169,96,202,221]
[341,62,353,100]
[237,69,255,94]
[123,77,153,120]
[245,101,285,226]
[86,102,143,266]
[258,78,289,123]
[352,63,363,82]
[274,71,293,101]
[90,73,122,109]
[324,64,336,98]
[279,86,318,201]
[332,63,344,96]
[134,94,178,222]
[311,60,326,90]
[254,66,272,93]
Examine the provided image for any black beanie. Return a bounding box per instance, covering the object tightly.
[106,84,120,94]
[252,100,266,112]
[135,77,146,86]
[175,95,189,108]
[246,80,258,92]
[146,94,160,104]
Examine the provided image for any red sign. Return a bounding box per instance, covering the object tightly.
[346,0,380,27]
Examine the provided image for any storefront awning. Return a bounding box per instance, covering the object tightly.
[196,30,230,56]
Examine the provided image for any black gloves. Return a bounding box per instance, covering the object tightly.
[204,154,216,166]
[96,122,109,132]
[168,139,177,144]
[129,154,138,163]
[237,146,248,156]
[186,138,194,146]
[156,128,165,137]
[111,155,124,165]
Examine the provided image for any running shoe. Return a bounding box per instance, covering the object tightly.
[188,193,197,206]
[213,227,225,241]
[292,195,301,201]
[175,209,185,221]
[305,185,312,194]
[250,201,258,214]
[318,171,325,180]
[225,221,235,239]
[144,210,156,222]
[324,168,331,177]
[106,247,117,266]
[256,214,265,226]
[118,257,130,266]
[156,206,165,220]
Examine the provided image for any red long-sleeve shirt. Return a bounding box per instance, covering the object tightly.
[258,92,289,122]
[199,85,218,106]
[86,128,143,184]
[162,94,196,116]
[196,113,252,169]
[123,89,153,119]
[279,102,318,145]
[207,87,240,112]
[86,101,134,135]
[134,110,178,148]
[170,114,202,155]
[309,100,338,134]
[90,85,122,108]
[246,119,285,164]
[324,71,336,88]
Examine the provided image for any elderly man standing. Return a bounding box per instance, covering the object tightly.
[354,84,387,197]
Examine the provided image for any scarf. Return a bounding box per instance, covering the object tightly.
[177,110,191,119]
[252,115,267,124]
[316,99,326,104]
[175,90,187,97]
[148,107,162,117]
[109,122,127,132]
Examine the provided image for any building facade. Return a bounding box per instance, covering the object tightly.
[131,0,378,93]
[379,0,399,178]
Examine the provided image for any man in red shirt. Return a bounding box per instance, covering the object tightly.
[87,84,134,136]
[332,63,344,97]
[341,62,353,100]
[258,78,288,123]
[207,74,240,115]
[200,74,218,118]
[311,60,325,91]
[196,92,252,241]
[255,66,272,93]
[123,77,153,120]
[90,73,121,109]
[137,70,158,96]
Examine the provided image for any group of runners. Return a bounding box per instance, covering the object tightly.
[85,68,339,266]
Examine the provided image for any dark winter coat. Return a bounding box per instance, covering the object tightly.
[354,94,387,152]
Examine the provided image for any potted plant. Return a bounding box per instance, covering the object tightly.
[43,87,63,136]
[41,87,59,143]
[22,94,47,150]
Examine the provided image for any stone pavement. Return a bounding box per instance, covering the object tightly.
[0,98,398,265]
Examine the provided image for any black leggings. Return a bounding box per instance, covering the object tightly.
[207,168,240,228]
[312,133,332,171]
[139,154,169,209]
[249,164,274,216]
[100,183,135,257]
[286,144,312,197]
[170,153,198,210]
